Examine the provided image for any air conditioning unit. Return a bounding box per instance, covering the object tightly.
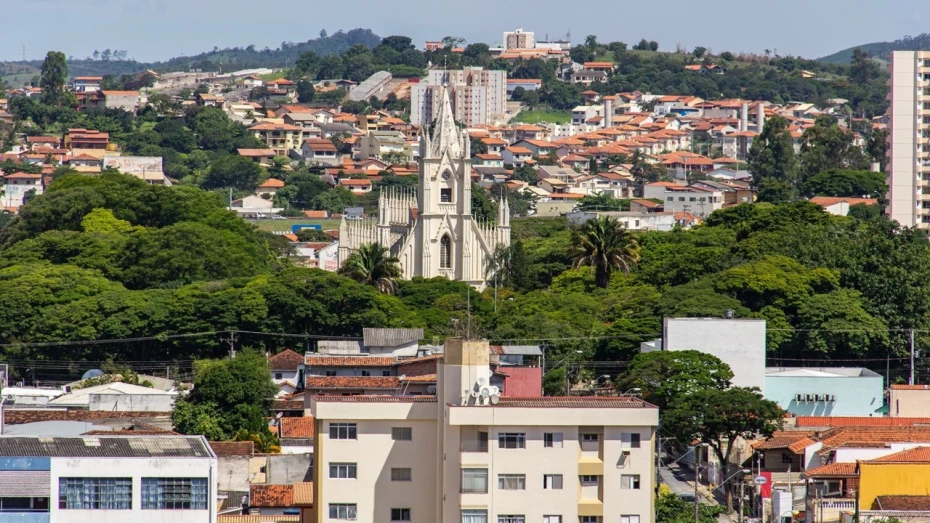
[805,394,813,402]
[426,385,437,394]
[795,393,804,402]
[814,394,823,401]
[829,395,837,402]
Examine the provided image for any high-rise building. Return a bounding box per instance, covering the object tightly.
[309,338,659,523]
[888,51,930,229]
[410,67,507,127]
[503,28,535,50]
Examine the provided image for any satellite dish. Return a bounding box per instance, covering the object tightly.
[478,377,486,386]
[399,374,407,381]
[481,388,490,399]
[471,390,480,397]
[489,386,500,396]
[275,412,284,419]
[490,394,501,405]
[82,369,105,380]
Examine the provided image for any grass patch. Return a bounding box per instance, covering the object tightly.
[260,71,286,81]
[513,109,573,125]
[253,218,342,232]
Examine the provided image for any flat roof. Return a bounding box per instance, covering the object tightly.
[0,435,214,458]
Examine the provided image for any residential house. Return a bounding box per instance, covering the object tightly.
[65,128,110,150]
[309,338,658,523]
[568,210,677,231]
[473,154,504,167]
[102,90,142,112]
[257,177,285,197]
[570,70,607,85]
[69,76,103,92]
[26,136,62,150]
[248,483,314,519]
[501,146,533,167]
[357,131,411,162]
[691,179,756,206]
[229,195,282,218]
[196,93,225,108]
[101,156,169,185]
[810,196,878,217]
[301,139,340,167]
[0,435,217,522]
[2,172,43,209]
[238,148,278,166]
[765,368,884,417]
[858,448,930,516]
[250,123,303,156]
[480,137,508,154]
[269,349,306,394]
[513,139,557,158]
[889,385,930,417]
[643,182,723,218]
[339,178,373,193]
[572,172,631,198]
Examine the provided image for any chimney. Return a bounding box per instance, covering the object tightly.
[740,103,749,132]
[604,98,613,129]
[756,103,765,134]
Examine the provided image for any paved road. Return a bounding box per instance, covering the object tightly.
[658,460,739,523]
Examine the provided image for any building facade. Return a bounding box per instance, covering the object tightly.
[339,88,511,289]
[310,339,659,523]
[764,368,884,416]
[0,435,217,523]
[411,68,507,127]
[888,51,930,229]
[502,29,535,50]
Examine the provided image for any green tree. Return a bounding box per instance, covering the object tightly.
[40,51,69,107]
[311,186,354,214]
[798,116,870,185]
[748,116,799,202]
[867,128,889,171]
[850,48,878,84]
[656,491,725,523]
[296,79,316,103]
[664,387,783,510]
[296,228,332,242]
[802,169,886,198]
[568,216,641,289]
[338,243,402,294]
[616,350,734,410]
[202,155,265,191]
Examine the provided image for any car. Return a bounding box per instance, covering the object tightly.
[677,493,696,503]
[271,215,286,220]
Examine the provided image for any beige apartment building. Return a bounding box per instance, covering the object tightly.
[888,51,930,229]
[310,339,659,523]
[503,29,535,50]
[889,384,930,417]
[411,68,507,126]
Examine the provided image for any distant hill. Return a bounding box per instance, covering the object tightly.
[1,28,381,87]
[819,33,930,64]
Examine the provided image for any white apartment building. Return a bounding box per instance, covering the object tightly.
[411,68,507,126]
[503,29,535,50]
[310,339,659,523]
[0,435,217,523]
[642,182,724,218]
[888,51,930,229]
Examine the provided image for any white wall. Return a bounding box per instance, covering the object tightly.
[89,393,176,412]
[663,318,766,393]
[888,51,918,227]
[50,456,216,523]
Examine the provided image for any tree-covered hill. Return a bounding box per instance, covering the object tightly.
[818,33,930,64]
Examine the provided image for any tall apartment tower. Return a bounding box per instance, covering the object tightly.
[889,51,930,229]
[503,28,535,50]
[410,67,507,127]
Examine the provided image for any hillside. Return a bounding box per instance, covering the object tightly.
[0,28,381,86]
[819,33,930,63]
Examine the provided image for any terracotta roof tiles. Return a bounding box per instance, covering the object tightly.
[209,441,255,456]
[279,417,315,438]
[874,496,930,511]
[867,446,930,463]
[306,356,395,367]
[250,484,294,507]
[269,349,304,371]
[306,376,400,389]
[801,462,857,478]
[293,482,313,505]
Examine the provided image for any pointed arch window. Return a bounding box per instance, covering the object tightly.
[440,235,452,269]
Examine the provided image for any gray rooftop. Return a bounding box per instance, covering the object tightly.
[501,345,543,356]
[350,71,393,102]
[363,328,424,347]
[0,436,215,458]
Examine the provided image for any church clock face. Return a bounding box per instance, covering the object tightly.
[441,171,451,181]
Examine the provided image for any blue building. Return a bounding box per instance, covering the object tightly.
[765,367,884,416]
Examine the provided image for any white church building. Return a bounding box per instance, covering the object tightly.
[338,88,511,289]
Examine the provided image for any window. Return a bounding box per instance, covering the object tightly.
[498,474,526,490]
[580,475,599,486]
[59,478,132,510]
[581,433,600,443]
[580,518,600,523]
[392,427,412,441]
[621,516,640,523]
[141,478,207,510]
[620,475,641,490]
[544,517,562,523]
[689,197,696,202]
[678,197,685,202]
[544,433,563,448]
[499,516,525,523]
[666,197,673,202]
[274,372,283,380]
[543,474,563,490]
[329,423,357,440]
[441,188,453,203]
[383,370,391,376]
[498,433,526,449]
[440,235,452,269]
[330,504,358,520]
[361,370,371,377]
[622,433,641,448]
[461,468,489,493]
[392,508,412,521]
[781,453,793,464]
[330,463,357,479]
[463,510,488,523]
[326,370,337,377]
[391,468,412,481]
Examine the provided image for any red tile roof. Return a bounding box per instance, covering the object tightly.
[303,210,329,218]
[874,496,930,511]
[249,123,302,132]
[293,482,313,505]
[250,484,294,507]
[269,349,304,371]
[796,417,930,428]
[401,374,437,383]
[867,446,930,463]
[339,179,372,186]
[306,376,401,389]
[753,431,816,452]
[209,441,255,456]
[280,416,315,438]
[810,197,878,207]
[312,395,437,403]
[801,462,857,478]
[306,356,395,367]
[892,385,930,390]
[238,148,276,157]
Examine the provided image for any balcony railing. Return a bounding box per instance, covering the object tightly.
[461,439,489,452]
[0,514,51,523]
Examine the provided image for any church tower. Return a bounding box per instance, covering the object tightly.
[339,87,510,289]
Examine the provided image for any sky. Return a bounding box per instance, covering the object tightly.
[2,0,929,63]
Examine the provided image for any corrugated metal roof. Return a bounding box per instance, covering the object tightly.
[501,345,542,356]
[363,328,424,347]
[0,436,214,458]
[317,340,363,354]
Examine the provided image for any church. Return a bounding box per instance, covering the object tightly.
[338,88,511,289]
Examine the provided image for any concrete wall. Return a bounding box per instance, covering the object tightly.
[500,366,542,397]
[663,318,766,393]
[266,453,313,484]
[890,387,930,417]
[89,393,176,412]
[764,375,883,416]
[888,51,918,228]
[217,455,252,493]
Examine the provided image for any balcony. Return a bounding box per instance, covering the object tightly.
[0,514,50,523]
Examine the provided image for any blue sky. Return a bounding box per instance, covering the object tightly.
[2,0,928,62]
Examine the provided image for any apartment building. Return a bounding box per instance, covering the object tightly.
[310,338,659,523]
[0,435,217,523]
[643,182,724,218]
[411,68,507,126]
[888,51,930,229]
[502,29,535,50]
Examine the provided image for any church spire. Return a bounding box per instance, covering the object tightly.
[429,86,464,159]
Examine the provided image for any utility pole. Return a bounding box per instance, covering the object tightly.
[221,330,238,358]
[910,328,916,385]
[694,447,701,523]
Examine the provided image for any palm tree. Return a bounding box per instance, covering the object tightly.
[338,243,402,294]
[568,216,640,289]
